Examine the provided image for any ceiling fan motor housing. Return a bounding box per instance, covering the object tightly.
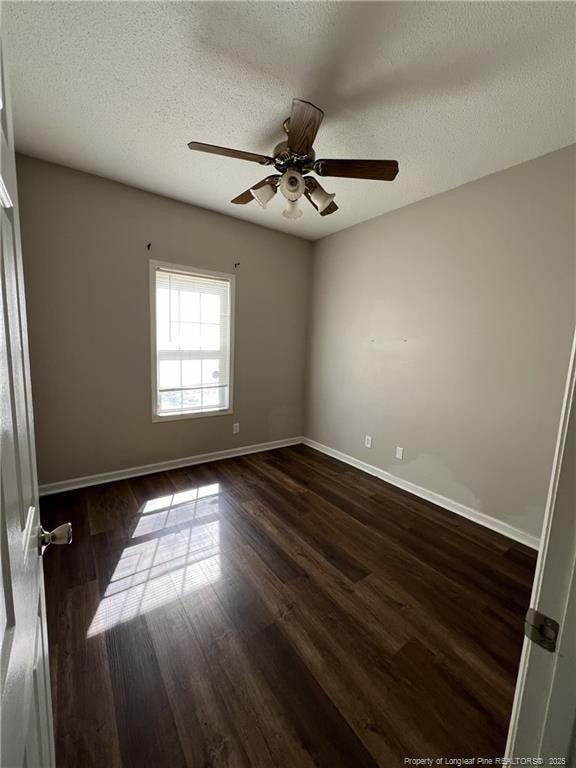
[273,139,316,170]
[279,170,305,201]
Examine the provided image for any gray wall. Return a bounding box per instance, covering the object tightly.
[306,146,575,539]
[18,148,575,542]
[17,155,312,485]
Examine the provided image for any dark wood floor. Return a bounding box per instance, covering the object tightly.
[41,444,536,768]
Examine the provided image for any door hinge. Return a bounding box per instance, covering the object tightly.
[524,607,559,652]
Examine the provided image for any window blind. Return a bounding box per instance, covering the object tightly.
[154,267,232,415]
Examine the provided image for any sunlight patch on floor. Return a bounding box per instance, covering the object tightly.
[87,483,222,637]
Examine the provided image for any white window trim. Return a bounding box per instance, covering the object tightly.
[149,259,236,422]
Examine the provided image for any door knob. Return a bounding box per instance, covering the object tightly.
[38,523,72,555]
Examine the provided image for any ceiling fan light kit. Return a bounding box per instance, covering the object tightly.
[309,184,336,214]
[188,98,399,221]
[282,199,303,220]
[279,170,305,202]
[251,182,276,208]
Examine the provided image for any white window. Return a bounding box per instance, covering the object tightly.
[150,261,234,421]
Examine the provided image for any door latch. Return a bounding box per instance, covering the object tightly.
[524,607,559,653]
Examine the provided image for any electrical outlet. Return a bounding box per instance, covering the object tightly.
[364,435,372,449]
[233,423,240,434]
[395,446,404,460]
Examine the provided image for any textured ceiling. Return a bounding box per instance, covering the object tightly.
[4,1,576,241]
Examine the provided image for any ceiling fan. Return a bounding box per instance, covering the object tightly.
[188,99,399,220]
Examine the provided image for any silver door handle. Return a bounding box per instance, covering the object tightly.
[38,523,72,555]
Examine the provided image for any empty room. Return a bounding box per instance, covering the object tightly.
[1,2,575,767]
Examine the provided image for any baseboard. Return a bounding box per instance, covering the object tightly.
[301,437,540,550]
[38,437,304,496]
[39,433,541,550]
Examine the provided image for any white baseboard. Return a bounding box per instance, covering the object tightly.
[38,437,304,496]
[301,437,540,550]
[38,434,541,550]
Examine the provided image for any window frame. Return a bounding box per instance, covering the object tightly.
[149,259,235,422]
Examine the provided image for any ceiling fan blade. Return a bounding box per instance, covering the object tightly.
[188,141,273,165]
[304,176,319,194]
[320,200,339,217]
[230,189,254,205]
[287,99,324,156]
[230,175,279,205]
[314,159,399,181]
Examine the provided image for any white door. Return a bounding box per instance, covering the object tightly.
[506,327,576,762]
[0,19,57,768]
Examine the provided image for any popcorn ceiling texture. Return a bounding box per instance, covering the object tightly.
[5,1,576,240]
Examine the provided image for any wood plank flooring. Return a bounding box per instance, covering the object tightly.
[40,445,536,768]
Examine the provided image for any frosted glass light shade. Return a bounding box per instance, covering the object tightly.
[310,186,335,214]
[251,183,276,208]
[279,170,305,201]
[282,200,302,220]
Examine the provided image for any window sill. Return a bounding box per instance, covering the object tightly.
[152,407,233,423]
